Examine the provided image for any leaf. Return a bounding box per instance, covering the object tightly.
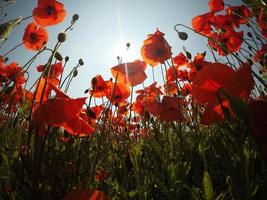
[0,147,9,167]
[0,17,22,40]
[262,71,267,82]
[203,170,213,200]
[128,190,138,197]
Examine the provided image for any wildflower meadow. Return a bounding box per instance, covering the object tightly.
[0,0,267,199]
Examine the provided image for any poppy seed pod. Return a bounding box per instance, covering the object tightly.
[78,59,84,65]
[57,32,66,43]
[178,31,188,40]
[65,56,69,62]
[55,52,63,61]
[72,14,79,22]
[73,69,78,77]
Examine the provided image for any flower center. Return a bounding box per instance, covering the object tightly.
[30,33,37,41]
[46,6,54,15]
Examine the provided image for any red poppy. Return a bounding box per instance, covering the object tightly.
[95,168,106,182]
[34,77,59,103]
[136,82,163,103]
[253,44,267,63]
[164,81,178,96]
[86,105,104,125]
[166,66,189,82]
[208,30,243,55]
[256,10,267,39]
[37,62,63,78]
[106,82,130,105]
[181,83,192,96]
[0,62,26,112]
[141,29,172,67]
[33,97,94,136]
[225,5,251,27]
[146,96,185,122]
[209,0,224,12]
[90,75,108,98]
[22,22,48,51]
[192,12,215,35]
[33,0,66,27]
[63,188,108,200]
[173,53,188,67]
[111,60,147,86]
[192,63,254,124]
[213,14,235,30]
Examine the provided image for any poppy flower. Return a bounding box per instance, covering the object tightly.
[111,60,147,86]
[63,188,108,200]
[192,62,254,124]
[136,82,163,103]
[90,75,108,98]
[225,5,251,27]
[213,14,235,30]
[192,12,215,35]
[146,96,185,122]
[164,81,178,96]
[37,62,63,78]
[256,10,267,39]
[181,83,192,96]
[208,30,243,55]
[22,22,48,51]
[106,82,130,105]
[34,77,59,103]
[141,29,172,67]
[33,97,93,136]
[33,0,66,27]
[173,53,188,67]
[209,0,224,12]
[253,44,267,63]
[86,105,104,125]
[189,52,211,80]
[166,66,189,82]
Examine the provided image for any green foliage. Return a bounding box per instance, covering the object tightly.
[0,17,22,40]
[203,171,213,200]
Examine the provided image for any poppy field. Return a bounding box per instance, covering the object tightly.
[1,0,267,199]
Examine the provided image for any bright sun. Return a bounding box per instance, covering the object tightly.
[111,41,141,63]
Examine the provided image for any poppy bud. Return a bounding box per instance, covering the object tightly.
[178,31,188,40]
[247,32,252,38]
[84,88,89,94]
[73,69,78,77]
[72,14,79,22]
[126,42,130,48]
[185,51,192,60]
[65,56,69,62]
[78,59,84,65]
[91,77,98,86]
[57,32,66,43]
[54,51,63,61]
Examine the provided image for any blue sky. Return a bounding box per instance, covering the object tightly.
[1,0,242,98]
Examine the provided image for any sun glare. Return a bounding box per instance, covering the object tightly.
[111,42,140,62]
